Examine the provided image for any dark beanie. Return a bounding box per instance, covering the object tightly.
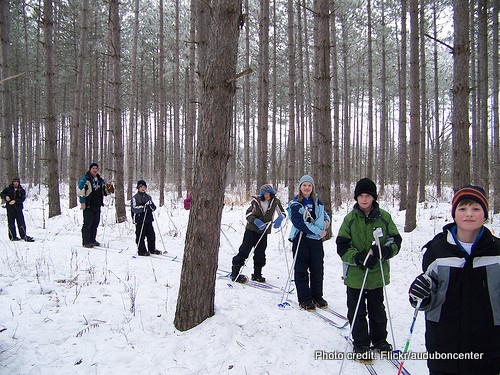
[12,177,20,183]
[354,178,378,200]
[451,185,488,219]
[137,180,147,189]
[89,162,99,170]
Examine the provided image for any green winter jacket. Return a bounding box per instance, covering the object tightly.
[336,202,402,289]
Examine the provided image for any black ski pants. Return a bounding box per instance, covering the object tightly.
[82,206,101,246]
[292,234,324,304]
[6,206,26,240]
[346,286,388,347]
[231,229,268,276]
[135,221,156,254]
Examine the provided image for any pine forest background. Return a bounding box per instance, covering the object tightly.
[1,0,499,229]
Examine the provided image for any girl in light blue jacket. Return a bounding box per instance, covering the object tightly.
[288,175,330,311]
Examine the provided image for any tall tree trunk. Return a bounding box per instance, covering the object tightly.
[185,0,196,195]
[257,0,269,189]
[404,0,420,232]
[331,3,341,208]
[0,0,16,180]
[109,0,125,222]
[477,0,489,192]
[341,15,351,189]
[243,0,251,196]
[492,0,499,213]
[287,0,295,201]
[126,0,139,201]
[418,0,426,202]
[43,0,61,218]
[452,0,471,189]
[314,0,332,237]
[379,0,387,195]
[158,0,166,206]
[69,0,88,208]
[432,0,442,198]
[399,0,408,210]
[174,0,240,331]
[366,0,374,179]
[174,0,182,197]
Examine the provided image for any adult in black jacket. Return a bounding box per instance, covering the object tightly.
[409,186,500,375]
[1,178,34,242]
[78,162,114,248]
[131,180,160,256]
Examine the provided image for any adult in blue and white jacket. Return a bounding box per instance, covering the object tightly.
[288,175,330,311]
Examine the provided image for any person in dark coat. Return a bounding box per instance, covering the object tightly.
[1,177,34,242]
[131,180,161,256]
[231,184,286,283]
[78,162,114,248]
[408,185,500,375]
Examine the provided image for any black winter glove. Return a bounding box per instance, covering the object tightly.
[354,251,378,269]
[409,273,432,302]
[372,244,391,259]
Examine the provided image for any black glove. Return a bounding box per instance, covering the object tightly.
[354,251,377,269]
[409,273,432,301]
[371,244,391,259]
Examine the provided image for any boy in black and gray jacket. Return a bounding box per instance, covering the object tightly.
[408,185,500,375]
[131,180,161,256]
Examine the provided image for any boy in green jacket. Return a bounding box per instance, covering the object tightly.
[336,178,402,354]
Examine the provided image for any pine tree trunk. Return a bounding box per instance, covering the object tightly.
[314,0,332,237]
[109,0,126,223]
[174,0,240,331]
[405,0,420,233]
[69,0,89,209]
[452,0,471,188]
[43,0,61,218]
[398,0,408,210]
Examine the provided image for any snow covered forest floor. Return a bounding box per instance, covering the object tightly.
[1,184,498,375]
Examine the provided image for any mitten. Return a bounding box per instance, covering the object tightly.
[354,251,377,269]
[105,183,115,193]
[372,244,391,259]
[409,273,432,302]
[253,218,267,232]
[273,214,284,229]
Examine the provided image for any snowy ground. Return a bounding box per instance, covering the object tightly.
[0,185,498,375]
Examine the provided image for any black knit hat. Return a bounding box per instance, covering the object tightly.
[12,177,20,183]
[451,185,488,219]
[137,180,147,189]
[354,178,378,200]
[89,162,99,170]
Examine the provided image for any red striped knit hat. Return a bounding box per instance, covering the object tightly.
[451,185,488,219]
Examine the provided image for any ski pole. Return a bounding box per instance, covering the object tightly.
[136,208,148,253]
[338,251,372,375]
[278,230,302,308]
[152,208,168,253]
[373,228,396,350]
[228,220,272,287]
[397,299,422,375]
[220,229,238,253]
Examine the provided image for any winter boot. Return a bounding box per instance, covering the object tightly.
[231,274,248,283]
[24,236,34,242]
[372,340,393,352]
[92,240,100,247]
[138,252,150,256]
[149,249,162,255]
[312,297,328,309]
[299,300,316,311]
[251,274,266,283]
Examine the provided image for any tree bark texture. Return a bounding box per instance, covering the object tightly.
[174,0,240,331]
